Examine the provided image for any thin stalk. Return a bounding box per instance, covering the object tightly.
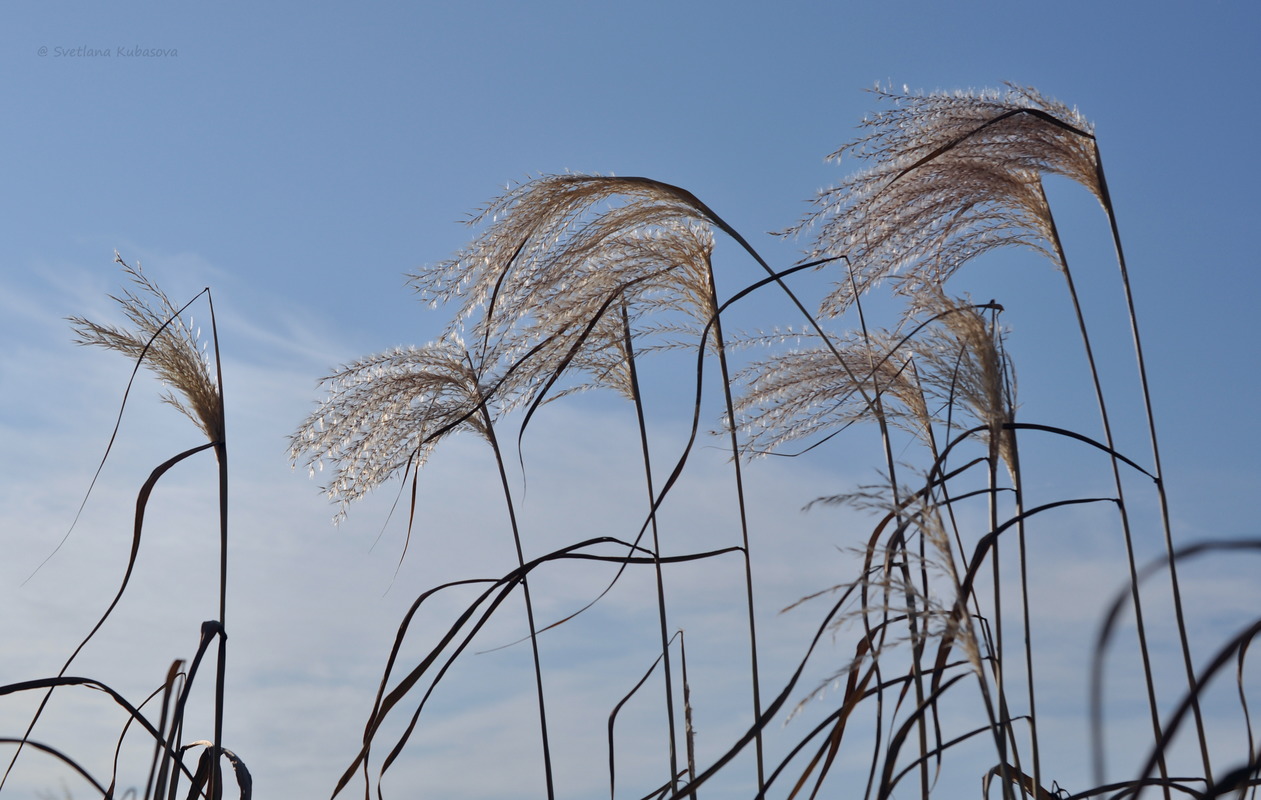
[679,630,697,800]
[906,358,999,790]
[993,306,1042,797]
[1011,455,1041,797]
[619,300,681,796]
[1092,146,1212,782]
[704,259,765,794]
[1037,181,1168,790]
[985,414,1021,799]
[208,290,228,800]
[480,412,555,800]
[848,269,941,800]
[934,352,1000,669]
[930,334,1014,792]
[966,309,1020,797]
[846,274,894,800]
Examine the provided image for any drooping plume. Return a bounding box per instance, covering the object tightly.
[789,85,1099,315]
[290,336,520,515]
[68,256,222,443]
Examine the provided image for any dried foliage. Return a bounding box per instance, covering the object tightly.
[285,86,1250,800]
[9,87,1256,800]
[4,258,240,799]
[731,327,935,453]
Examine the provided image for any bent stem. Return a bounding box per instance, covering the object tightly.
[0,441,215,793]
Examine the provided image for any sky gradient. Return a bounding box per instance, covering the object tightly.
[2,3,1259,798]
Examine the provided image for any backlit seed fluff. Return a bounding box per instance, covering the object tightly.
[787,84,1099,316]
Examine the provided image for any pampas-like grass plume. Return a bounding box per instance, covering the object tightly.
[68,255,222,443]
[410,175,720,360]
[290,176,728,521]
[290,335,521,515]
[907,288,1016,473]
[733,290,1014,471]
[791,84,1099,315]
[731,327,934,454]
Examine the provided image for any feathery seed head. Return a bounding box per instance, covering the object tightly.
[906,288,1017,473]
[731,328,934,456]
[408,174,725,404]
[791,84,1098,315]
[730,290,1015,469]
[296,177,729,519]
[69,257,223,443]
[409,175,719,351]
[289,336,525,518]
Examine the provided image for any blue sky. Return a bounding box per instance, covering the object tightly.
[2,3,1259,798]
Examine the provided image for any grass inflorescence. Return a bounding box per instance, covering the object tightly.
[5,87,1257,800]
